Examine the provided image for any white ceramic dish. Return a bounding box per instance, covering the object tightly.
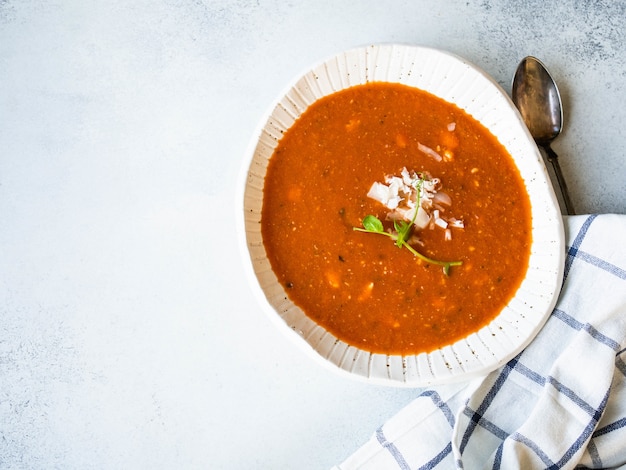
[238,44,565,387]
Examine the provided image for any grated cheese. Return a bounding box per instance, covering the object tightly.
[366,167,464,239]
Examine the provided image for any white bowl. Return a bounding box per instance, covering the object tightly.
[238,44,564,387]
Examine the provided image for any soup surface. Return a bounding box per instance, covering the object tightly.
[261,82,532,355]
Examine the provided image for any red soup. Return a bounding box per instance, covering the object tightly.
[261,82,532,355]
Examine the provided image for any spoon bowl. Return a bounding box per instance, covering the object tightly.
[512,56,575,214]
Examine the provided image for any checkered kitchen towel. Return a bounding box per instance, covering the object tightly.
[333,214,626,470]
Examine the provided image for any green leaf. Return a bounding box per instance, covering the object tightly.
[393,219,403,233]
[362,215,384,233]
[393,220,409,247]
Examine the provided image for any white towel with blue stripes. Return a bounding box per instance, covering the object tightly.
[333,214,626,469]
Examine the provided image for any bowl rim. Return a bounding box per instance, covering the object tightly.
[237,43,565,387]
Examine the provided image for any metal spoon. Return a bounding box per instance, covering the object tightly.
[512,56,575,215]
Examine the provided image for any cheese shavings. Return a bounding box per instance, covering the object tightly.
[366,167,464,239]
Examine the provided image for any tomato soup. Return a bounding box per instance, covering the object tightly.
[261,82,532,355]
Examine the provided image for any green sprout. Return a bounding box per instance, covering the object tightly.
[353,176,462,275]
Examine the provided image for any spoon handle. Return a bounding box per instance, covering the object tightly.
[543,144,575,215]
